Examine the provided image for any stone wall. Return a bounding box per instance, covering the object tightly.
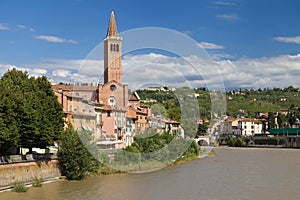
[0,158,61,188]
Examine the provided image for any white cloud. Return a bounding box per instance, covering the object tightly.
[216,13,240,21]
[16,24,35,32]
[52,69,72,78]
[31,68,47,77]
[218,54,300,89]
[198,42,224,50]
[122,53,300,90]
[2,53,300,90]
[17,24,26,29]
[0,64,17,76]
[121,53,225,90]
[274,36,300,45]
[35,35,78,44]
[214,1,236,6]
[211,53,234,60]
[0,65,47,78]
[0,24,10,30]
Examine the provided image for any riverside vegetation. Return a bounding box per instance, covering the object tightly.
[58,125,200,180]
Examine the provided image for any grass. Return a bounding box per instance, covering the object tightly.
[32,177,43,187]
[12,182,28,193]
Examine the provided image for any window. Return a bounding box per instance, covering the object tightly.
[110,84,116,91]
[110,44,119,52]
[107,111,111,117]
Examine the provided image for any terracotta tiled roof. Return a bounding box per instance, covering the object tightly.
[239,118,253,122]
[63,91,83,99]
[127,107,137,118]
[224,117,237,122]
[164,119,180,124]
[52,85,97,91]
[102,105,112,111]
[140,103,150,108]
[129,94,139,101]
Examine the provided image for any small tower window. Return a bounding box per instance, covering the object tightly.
[110,44,119,52]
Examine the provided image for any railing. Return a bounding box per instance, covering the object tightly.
[0,153,58,165]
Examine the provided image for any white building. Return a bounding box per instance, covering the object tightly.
[238,118,263,136]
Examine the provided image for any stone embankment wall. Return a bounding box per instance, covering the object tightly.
[0,154,61,188]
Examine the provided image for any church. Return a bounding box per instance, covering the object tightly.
[52,11,149,148]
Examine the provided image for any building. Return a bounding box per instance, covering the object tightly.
[52,85,104,141]
[237,118,263,136]
[52,11,129,147]
[127,92,151,134]
[220,117,239,135]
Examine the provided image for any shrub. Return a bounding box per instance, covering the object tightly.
[228,137,247,147]
[32,177,43,187]
[12,182,28,193]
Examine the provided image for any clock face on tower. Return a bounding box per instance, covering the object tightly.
[108,96,117,107]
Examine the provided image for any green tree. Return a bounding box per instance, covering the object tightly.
[289,107,300,127]
[34,76,64,149]
[268,112,275,131]
[57,125,99,180]
[151,103,167,117]
[0,69,64,154]
[0,69,28,153]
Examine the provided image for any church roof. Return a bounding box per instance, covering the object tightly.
[106,11,118,37]
[52,85,97,91]
[129,94,139,101]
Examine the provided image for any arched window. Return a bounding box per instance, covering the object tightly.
[116,44,119,52]
[110,44,113,52]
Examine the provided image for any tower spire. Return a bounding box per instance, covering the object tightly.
[106,11,118,37]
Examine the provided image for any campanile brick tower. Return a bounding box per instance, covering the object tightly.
[104,11,122,84]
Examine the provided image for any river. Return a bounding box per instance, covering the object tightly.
[1,147,300,200]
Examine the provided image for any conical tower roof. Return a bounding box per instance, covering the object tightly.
[106,11,118,37]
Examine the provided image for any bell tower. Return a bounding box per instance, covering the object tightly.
[104,11,122,84]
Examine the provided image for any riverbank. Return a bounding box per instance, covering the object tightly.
[0,159,61,192]
[97,153,202,174]
[215,145,300,151]
[0,145,209,192]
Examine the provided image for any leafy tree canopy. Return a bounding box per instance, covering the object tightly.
[0,68,64,155]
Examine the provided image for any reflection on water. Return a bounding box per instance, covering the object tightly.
[1,148,300,200]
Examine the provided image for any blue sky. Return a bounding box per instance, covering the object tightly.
[0,0,300,89]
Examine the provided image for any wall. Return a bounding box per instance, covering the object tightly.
[0,159,60,188]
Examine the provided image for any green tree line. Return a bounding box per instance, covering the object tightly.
[137,86,300,129]
[0,69,64,155]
